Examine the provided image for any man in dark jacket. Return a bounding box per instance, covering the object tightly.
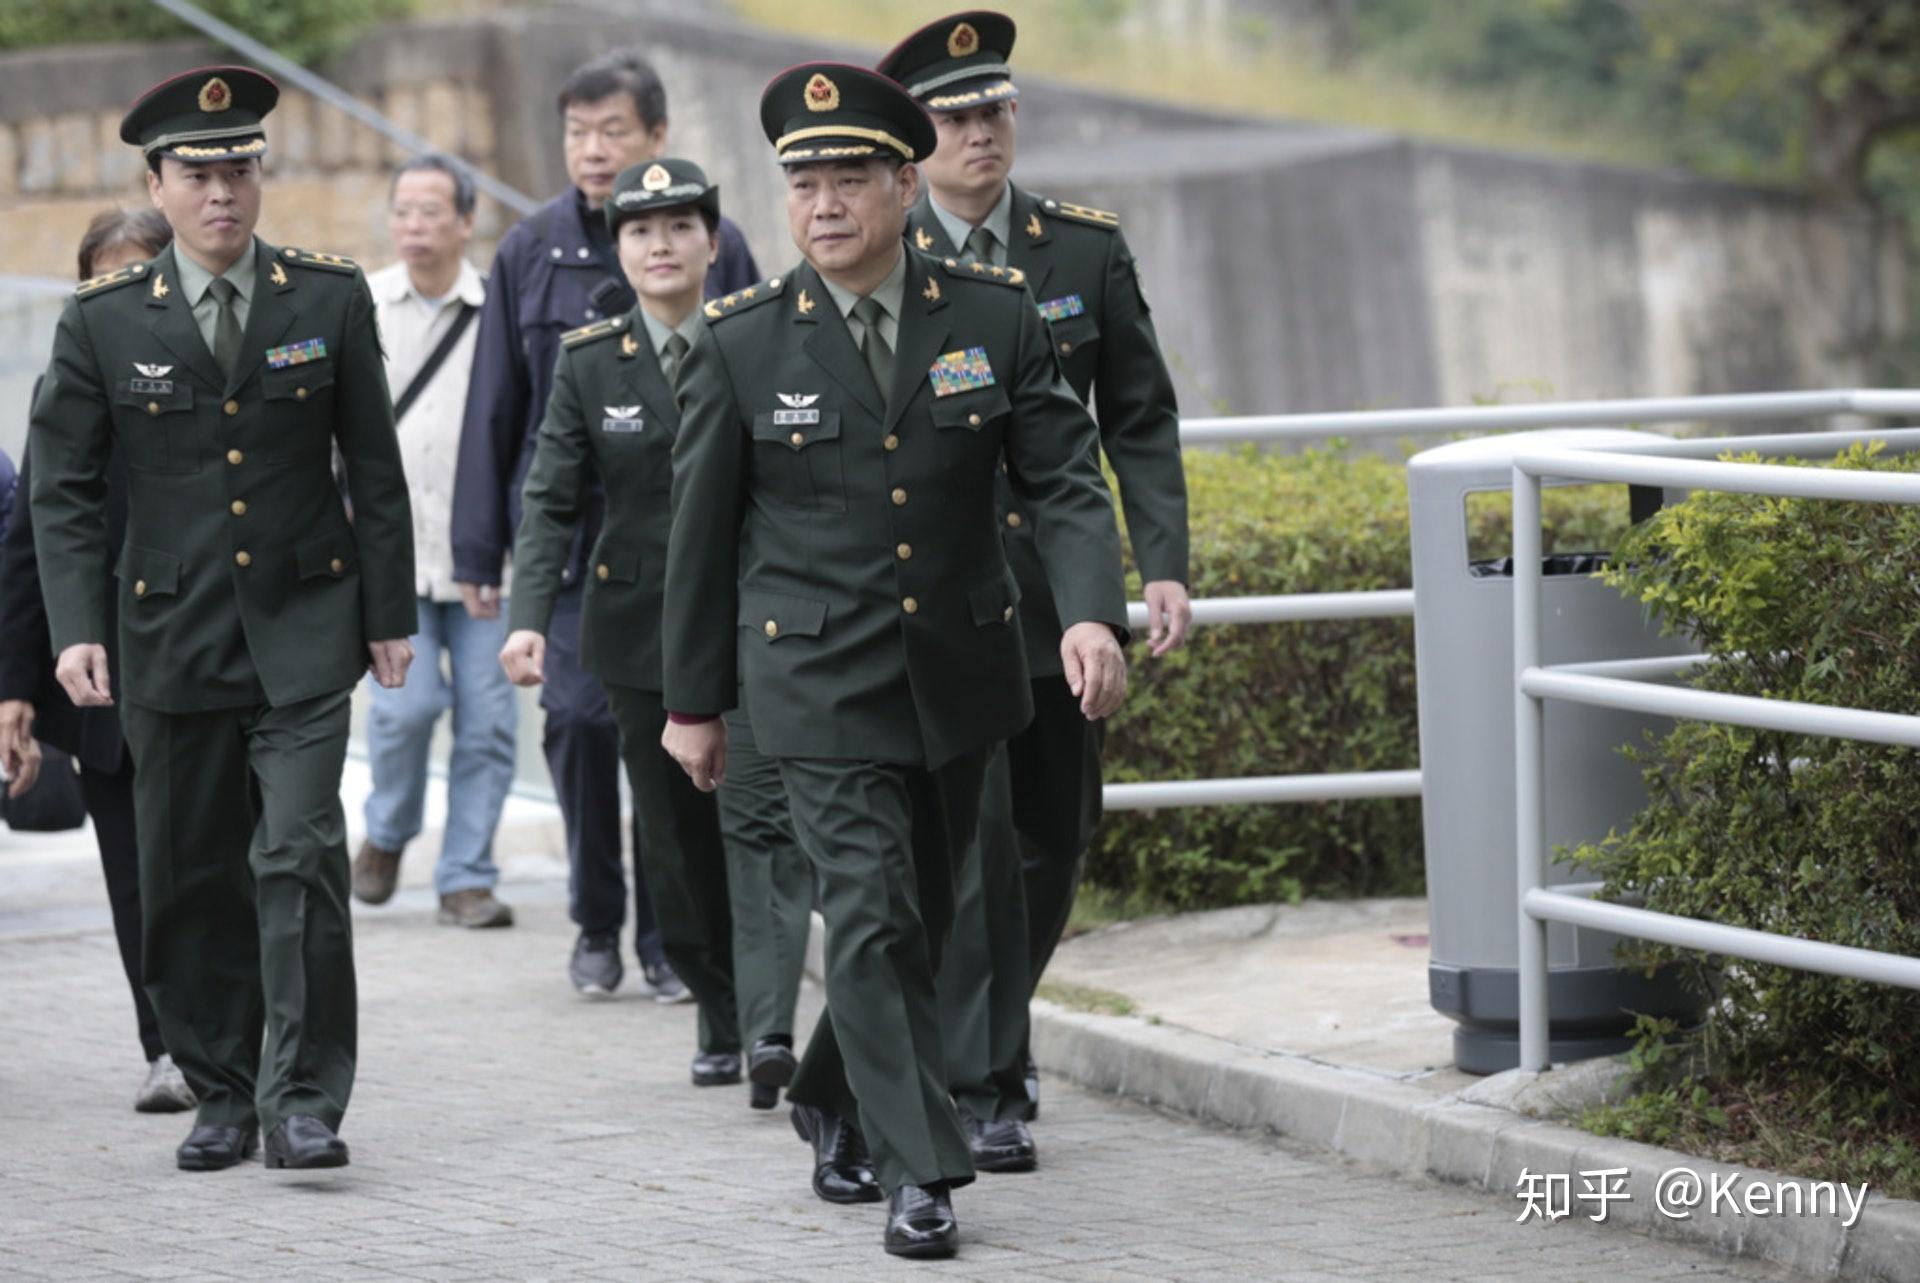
[450,48,758,998]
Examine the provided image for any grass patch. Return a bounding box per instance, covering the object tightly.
[725,0,1669,170]
[1062,882,1167,941]
[1583,1073,1920,1203]
[1035,980,1137,1018]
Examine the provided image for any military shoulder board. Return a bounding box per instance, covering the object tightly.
[703,275,789,322]
[1039,198,1120,231]
[75,264,147,298]
[280,247,359,274]
[938,258,1027,289]
[562,317,623,349]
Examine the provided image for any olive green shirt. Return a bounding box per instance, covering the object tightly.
[816,247,907,352]
[638,305,704,369]
[928,185,1013,268]
[173,240,256,353]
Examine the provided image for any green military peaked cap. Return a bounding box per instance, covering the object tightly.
[759,62,937,164]
[607,157,720,232]
[876,10,1018,112]
[119,65,278,162]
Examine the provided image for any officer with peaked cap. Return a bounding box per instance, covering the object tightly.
[30,65,417,1173]
[660,62,1130,1259]
[879,11,1192,1172]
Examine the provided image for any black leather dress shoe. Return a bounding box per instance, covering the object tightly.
[691,1051,743,1086]
[264,1115,349,1170]
[749,1037,797,1087]
[884,1183,958,1259]
[1024,1054,1040,1116]
[750,1081,780,1110]
[176,1122,258,1171]
[790,1102,882,1203]
[965,1114,1037,1173]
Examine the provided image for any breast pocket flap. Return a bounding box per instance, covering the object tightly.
[738,588,827,641]
[752,410,842,451]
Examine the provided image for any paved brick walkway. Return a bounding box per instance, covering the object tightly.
[0,890,1806,1282]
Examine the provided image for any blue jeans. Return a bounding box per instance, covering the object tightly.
[363,598,518,895]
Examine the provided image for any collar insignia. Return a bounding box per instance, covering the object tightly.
[795,289,816,315]
[922,278,941,303]
[620,333,639,357]
[914,226,934,251]
[269,260,289,287]
[150,273,170,300]
[1027,213,1044,239]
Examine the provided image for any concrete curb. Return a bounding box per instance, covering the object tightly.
[1028,1000,1918,1282]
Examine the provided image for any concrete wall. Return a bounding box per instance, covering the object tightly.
[0,1,1907,435]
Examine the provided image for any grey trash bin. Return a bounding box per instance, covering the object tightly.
[1408,430,1704,1074]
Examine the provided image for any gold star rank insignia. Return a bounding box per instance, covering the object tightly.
[796,289,816,315]
[969,262,986,274]
[151,273,170,300]
[987,265,1006,278]
[914,227,934,251]
[922,278,941,303]
[742,286,758,299]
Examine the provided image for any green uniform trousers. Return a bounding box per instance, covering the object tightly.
[781,750,990,1193]
[717,707,812,1046]
[604,684,740,1054]
[121,690,355,1137]
[939,674,1106,1120]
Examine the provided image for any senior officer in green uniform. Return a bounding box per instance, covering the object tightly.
[878,12,1192,1171]
[30,67,416,1173]
[501,157,755,1093]
[661,65,1129,1260]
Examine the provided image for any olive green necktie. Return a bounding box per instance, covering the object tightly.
[963,226,998,267]
[662,332,691,391]
[208,277,244,379]
[852,295,893,401]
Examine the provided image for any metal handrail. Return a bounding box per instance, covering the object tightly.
[1511,432,1920,1071]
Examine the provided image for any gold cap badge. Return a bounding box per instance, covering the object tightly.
[641,163,672,192]
[804,73,840,113]
[198,76,232,113]
[948,22,979,58]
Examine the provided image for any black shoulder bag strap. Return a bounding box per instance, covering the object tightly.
[392,300,479,425]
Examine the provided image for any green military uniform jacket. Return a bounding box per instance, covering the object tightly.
[509,306,681,691]
[662,250,1128,768]
[906,185,1188,676]
[30,240,417,713]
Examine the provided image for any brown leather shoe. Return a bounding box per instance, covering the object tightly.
[350,840,403,905]
[437,888,514,928]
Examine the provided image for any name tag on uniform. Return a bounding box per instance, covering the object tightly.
[602,404,644,433]
[927,347,995,398]
[130,378,173,395]
[1038,294,1085,322]
[772,409,820,425]
[266,338,326,369]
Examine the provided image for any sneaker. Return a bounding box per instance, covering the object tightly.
[351,840,403,905]
[436,888,514,928]
[641,957,691,1005]
[134,1053,197,1114]
[569,931,623,997]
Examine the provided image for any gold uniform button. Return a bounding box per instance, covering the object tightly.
[133,580,147,597]
[1006,512,1023,528]
[234,550,251,567]
[596,563,610,581]
[789,431,805,447]
[295,386,309,402]
[1003,606,1015,622]
[1059,342,1074,356]
[967,413,981,427]
[223,399,239,416]
[764,620,779,638]
[891,487,908,506]
[146,401,160,416]
[227,449,244,465]
[896,543,912,560]
[883,434,900,451]
[902,597,919,615]
[230,500,247,516]
[330,558,345,575]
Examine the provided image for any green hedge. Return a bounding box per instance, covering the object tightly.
[1090,445,1628,910]
[1572,443,1920,1123]
[0,1,415,61]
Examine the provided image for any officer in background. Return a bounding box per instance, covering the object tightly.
[30,67,417,1172]
[452,48,759,1000]
[879,11,1192,1171]
[661,64,1129,1260]
[499,158,747,1093]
